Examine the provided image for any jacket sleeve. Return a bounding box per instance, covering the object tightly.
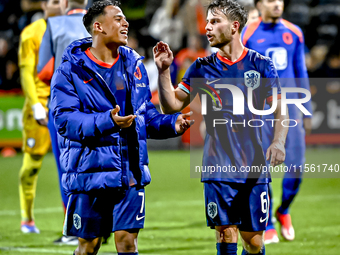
[145,101,182,139]
[50,66,121,143]
[18,34,40,107]
[37,20,55,85]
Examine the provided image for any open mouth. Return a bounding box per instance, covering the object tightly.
[120,30,128,37]
[207,34,213,41]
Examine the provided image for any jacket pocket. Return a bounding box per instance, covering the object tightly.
[77,146,122,173]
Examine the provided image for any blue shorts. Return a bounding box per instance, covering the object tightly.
[63,186,145,239]
[204,182,269,232]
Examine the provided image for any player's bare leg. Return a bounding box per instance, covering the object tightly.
[75,237,101,255]
[216,225,238,242]
[115,229,139,253]
[215,225,238,254]
[240,231,265,254]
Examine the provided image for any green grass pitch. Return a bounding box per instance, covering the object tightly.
[0,148,339,254]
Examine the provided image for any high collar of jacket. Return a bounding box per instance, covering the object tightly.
[61,37,143,74]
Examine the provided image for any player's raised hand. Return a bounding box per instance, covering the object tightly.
[266,141,286,167]
[153,41,174,72]
[110,105,136,129]
[175,111,195,134]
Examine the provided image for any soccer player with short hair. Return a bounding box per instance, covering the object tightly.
[241,0,313,243]
[18,0,61,234]
[50,1,192,254]
[153,0,289,254]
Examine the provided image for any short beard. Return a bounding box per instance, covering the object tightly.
[210,30,232,48]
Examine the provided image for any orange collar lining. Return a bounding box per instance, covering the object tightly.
[85,48,120,68]
[217,48,249,66]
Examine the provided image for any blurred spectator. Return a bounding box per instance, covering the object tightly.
[0,38,20,91]
[175,34,209,68]
[284,1,310,35]
[127,30,145,56]
[148,0,185,52]
[182,0,209,37]
[305,1,340,48]
[144,47,158,93]
[174,34,207,148]
[0,37,10,89]
[305,44,328,77]
[312,44,340,77]
[19,0,44,31]
[145,0,163,26]
[0,0,22,37]
[244,4,259,24]
[0,0,339,93]
[5,48,20,90]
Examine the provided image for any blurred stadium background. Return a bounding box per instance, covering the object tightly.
[0,0,339,254]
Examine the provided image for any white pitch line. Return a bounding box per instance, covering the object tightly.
[0,200,203,216]
[0,207,63,216]
[0,247,72,254]
[1,194,339,217]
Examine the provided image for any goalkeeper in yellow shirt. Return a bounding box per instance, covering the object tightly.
[18,0,61,233]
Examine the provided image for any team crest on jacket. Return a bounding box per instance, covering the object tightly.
[134,66,142,80]
[244,70,260,89]
[207,202,218,218]
[73,214,81,230]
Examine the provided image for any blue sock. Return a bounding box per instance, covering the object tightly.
[279,176,302,214]
[241,246,265,254]
[216,243,237,255]
[117,253,138,255]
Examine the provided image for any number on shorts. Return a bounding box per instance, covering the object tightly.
[260,191,268,214]
[138,192,144,213]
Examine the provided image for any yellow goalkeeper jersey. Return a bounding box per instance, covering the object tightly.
[18,18,50,107]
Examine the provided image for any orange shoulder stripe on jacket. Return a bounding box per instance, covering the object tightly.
[281,19,303,43]
[37,57,55,85]
[242,18,262,45]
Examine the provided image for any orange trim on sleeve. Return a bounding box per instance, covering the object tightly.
[37,57,55,85]
[266,94,281,104]
[242,18,262,45]
[85,48,120,68]
[67,9,87,15]
[281,19,303,43]
[180,81,193,92]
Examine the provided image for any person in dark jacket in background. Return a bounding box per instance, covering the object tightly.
[50,1,193,254]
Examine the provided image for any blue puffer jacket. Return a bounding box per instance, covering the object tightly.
[50,37,181,195]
